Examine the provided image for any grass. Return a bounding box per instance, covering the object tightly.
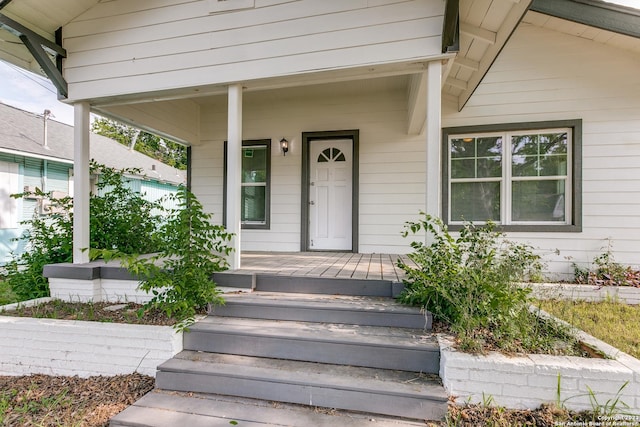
[0,279,18,306]
[537,299,640,359]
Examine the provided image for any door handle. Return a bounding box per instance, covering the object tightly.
[309,201,315,205]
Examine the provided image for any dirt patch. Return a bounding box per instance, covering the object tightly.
[446,402,598,427]
[0,373,154,427]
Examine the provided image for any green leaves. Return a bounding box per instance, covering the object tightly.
[397,213,548,352]
[109,186,233,331]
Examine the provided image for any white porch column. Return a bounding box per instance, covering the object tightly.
[227,84,243,269]
[73,102,91,264]
[425,60,442,220]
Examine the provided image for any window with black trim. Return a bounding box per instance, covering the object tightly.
[240,140,270,229]
[443,120,582,232]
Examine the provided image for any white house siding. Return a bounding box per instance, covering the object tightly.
[192,78,426,253]
[442,23,640,278]
[62,0,444,102]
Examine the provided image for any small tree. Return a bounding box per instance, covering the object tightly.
[94,186,233,330]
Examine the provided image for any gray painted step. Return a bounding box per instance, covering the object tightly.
[155,351,447,421]
[211,292,432,329]
[110,390,430,427]
[213,272,405,297]
[184,316,440,373]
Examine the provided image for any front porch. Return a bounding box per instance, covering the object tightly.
[233,251,412,282]
[43,251,416,303]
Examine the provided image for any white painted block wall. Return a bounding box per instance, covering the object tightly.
[439,335,640,414]
[0,316,182,378]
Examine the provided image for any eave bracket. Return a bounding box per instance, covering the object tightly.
[0,12,68,98]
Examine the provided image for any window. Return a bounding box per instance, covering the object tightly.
[238,140,270,229]
[443,120,582,231]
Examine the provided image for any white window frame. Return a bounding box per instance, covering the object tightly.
[443,120,582,232]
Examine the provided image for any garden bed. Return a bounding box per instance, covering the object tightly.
[439,310,640,415]
[0,298,182,378]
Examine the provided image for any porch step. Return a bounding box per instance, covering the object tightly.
[183,316,440,373]
[110,390,431,427]
[213,272,405,297]
[211,292,431,329]
[155,351,447,421]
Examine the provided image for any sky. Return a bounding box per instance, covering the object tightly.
[0,60,74,125]
[0,0,638,125]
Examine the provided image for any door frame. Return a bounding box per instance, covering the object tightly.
[301,130,359,252]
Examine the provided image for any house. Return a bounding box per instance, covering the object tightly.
[0,102,186,264]
[0,0,639,279]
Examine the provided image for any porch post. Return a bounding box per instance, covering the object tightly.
[73,102,91,264]
[425,60,442,221]
[227,84,243,269]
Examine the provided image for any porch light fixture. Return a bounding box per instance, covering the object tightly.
[280,138,289,156]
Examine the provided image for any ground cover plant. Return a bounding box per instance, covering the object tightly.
[538,299,640,359]
[573,243,640,287]
[0,300,177,326]
[397,214,582,354]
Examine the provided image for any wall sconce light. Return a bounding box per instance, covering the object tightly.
[280,138,289,156]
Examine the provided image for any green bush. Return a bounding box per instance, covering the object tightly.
[93,186,233,330]
[397,214,569,353]
[3,163,165,301]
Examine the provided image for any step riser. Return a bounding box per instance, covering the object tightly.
[213,273,406,297]
[183,332,440,373]
[156,371,447,420]
[212,303,431,329]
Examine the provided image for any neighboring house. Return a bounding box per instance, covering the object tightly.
[0,0,638,278]
[0,102,186,264]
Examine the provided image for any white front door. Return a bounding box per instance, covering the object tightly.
[309,139,352,250]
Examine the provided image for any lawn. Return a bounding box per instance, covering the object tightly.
[537,299,640,359]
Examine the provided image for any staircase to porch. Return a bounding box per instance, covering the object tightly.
[110,275,447,426]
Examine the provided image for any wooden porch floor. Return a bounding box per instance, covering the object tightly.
[234,251,413,282]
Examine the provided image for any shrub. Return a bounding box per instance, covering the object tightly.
[93,186,233,330]
[3,163,165,301]
[397,214,568,353]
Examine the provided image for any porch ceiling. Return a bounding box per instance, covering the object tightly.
[0,0,98,74]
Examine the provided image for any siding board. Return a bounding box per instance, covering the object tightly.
[64,0,444,100]
[443,22,640,277]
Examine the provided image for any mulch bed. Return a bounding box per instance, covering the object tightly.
[0,373,154,427]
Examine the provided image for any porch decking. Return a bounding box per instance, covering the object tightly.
[234,251,413,282]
